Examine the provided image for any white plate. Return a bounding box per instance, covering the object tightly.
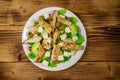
[22,7,87,71]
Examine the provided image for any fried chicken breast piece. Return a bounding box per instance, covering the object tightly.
[50,45,60,63]
[29,25,38,34]
[38,16,52,33]
[42,39,52,50]
[50,10,58,31]
[23,36,42,44]
[35,45,45,62]
[53,29,60,43]
[57,16,71,26]
[59,40,84,50]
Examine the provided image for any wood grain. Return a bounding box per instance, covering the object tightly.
[0,62,120,80]
[0,41,120,62]
[0,0,120,80]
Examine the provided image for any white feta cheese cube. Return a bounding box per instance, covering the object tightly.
[42,60,49,66]
[72,36,78,42]
[60,34,67,40]
[58,42,63,46]
[38,26,43,33]
[34,34,38,37]
[64,51,71,57]
[65,27,71,33]
[44,51,51,57]
[43,33,48,39]
[69,52,74,56]
[58,55,64,61]
[59,15,65,18]
[46,37,52,44]
[43,13,49,20]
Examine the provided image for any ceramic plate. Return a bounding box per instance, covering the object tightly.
[22,7,87,71]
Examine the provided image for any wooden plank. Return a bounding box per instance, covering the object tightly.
[0,25,120,41]
[0,25,23,30]
[0,0,120,79]
[0,26,120,62]
[0,62,120,80]
[0,42,28,62]
[0,0,120,62]
[0,0,120,61]
[0,0,119,26]
[0,0,119,13]
[0,38,120,62]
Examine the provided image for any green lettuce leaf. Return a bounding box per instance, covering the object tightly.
[28,52,36,59]
[58,9,66,15]
[71,17,78,24]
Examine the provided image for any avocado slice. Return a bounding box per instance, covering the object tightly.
[31,42,40,56]
[69,24,78,36]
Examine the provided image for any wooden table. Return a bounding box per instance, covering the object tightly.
[0,0,120,80]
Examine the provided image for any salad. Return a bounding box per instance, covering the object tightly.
[23,9,84,67]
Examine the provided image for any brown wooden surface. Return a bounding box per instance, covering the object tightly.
[0,0,120,80]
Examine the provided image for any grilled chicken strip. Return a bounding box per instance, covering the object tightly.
[51,45,60,63]
[23,36,42,44]
[53,29,60,43]
[38,16,52,33]
[57,16,72,26]
[59,40,84,50]
[29,25,38,34]
[42,40,52,49]
[50,10,58,31]
[35,45,45,62]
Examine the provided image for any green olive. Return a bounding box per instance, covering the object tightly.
[56,22,61,28]
[58,24,66,31]
[66,17,71,21]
